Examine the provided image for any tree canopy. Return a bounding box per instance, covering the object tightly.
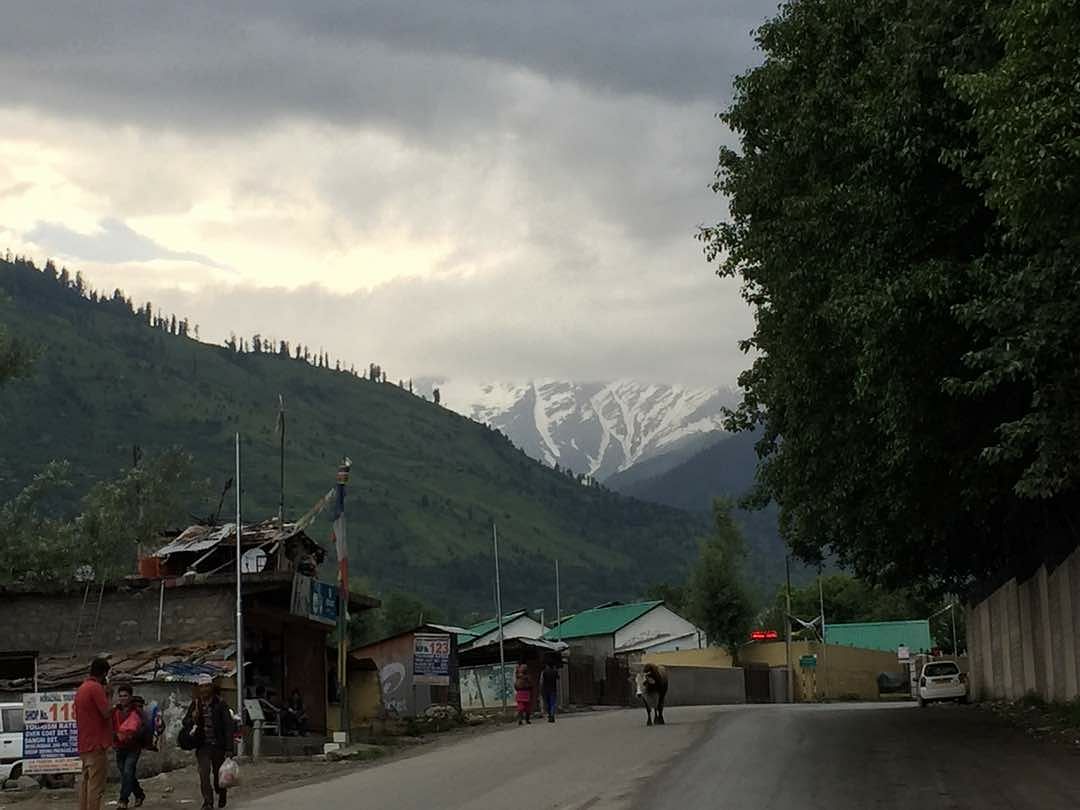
[684,501,754,651]
[704,0,1080,590]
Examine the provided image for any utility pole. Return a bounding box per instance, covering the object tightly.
[555,559,562,642]
[785,554,793,703]
[818,571,827,700]
[493,523,507,715]
[234,433,245,755]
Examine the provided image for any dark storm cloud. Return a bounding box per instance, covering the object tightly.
[0,1,770,135]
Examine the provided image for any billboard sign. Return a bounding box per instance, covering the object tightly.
[22,691,80,775]
[413,633,451,686]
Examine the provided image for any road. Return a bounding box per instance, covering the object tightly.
[246,704,1080,810]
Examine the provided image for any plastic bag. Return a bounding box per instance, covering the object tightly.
[218,756,240,788]
[116,710,143,747]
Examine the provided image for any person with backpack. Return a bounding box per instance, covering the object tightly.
[180,675,235,810]
[111,685,146,810]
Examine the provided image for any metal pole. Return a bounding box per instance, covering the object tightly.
[555,559,561,642]
[493,523,507,714]
[950,603,958,656]
[235,433,245,755]
[785,554,793,703]
[157,579,165,642]
[817,572,826,700]
[278,395,286,529]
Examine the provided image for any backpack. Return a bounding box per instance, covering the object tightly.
[139,705,159,751]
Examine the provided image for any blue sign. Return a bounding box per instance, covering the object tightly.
[311,579,339,625]
[291,574,339,626]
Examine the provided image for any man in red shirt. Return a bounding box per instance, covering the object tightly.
[74,658,113,810]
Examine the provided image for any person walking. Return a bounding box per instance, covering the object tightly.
[181,675,235,810]
[513,662,532,725]
[74,657,113,810]
[539,661,559,723]
[111,685,146,809]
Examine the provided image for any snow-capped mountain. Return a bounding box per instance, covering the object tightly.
[423,378,738,480]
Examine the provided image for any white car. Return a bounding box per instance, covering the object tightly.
[0,702,25,782]
[918,660,968,706]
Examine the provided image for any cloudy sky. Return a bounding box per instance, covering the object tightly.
[1,1,771,388]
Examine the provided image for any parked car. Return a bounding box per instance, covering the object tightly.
[0,702,25,782]
[918,660,967,707]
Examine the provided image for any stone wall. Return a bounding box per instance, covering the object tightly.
[0,582,236,655]
[968,544,1080,703]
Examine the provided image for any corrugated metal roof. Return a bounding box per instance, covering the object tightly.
[542,601,661,640]
[462,610,529,642]
[825,620,933,653]
[154,520,325,562]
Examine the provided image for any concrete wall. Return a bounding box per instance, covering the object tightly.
[662,666,746,706]
[738,641,900,701]
[968,544,1080,703]
[0,583,235,654]
[643,648,734,669]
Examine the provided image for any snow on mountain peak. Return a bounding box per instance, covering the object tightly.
[428,378,737,479]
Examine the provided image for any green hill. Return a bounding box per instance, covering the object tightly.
[0,256,708,618]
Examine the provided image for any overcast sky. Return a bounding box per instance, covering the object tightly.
[1,1,772,387]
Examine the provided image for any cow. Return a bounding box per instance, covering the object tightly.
[633,663,668,726]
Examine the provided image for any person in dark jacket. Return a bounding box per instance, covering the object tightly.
[182,675,235,810]
[539,662,559,723]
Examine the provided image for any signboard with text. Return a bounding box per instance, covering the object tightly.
[413,633,451,686]
[290,574,339,626]
[22,692,80,775]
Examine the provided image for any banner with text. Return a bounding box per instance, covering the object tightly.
[413,633,451,685]
[22,692,80,774]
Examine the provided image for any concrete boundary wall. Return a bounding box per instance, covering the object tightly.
[662,666,746,706]
[969,544,1080,703]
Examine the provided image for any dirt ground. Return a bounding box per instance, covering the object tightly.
[0,718,507,810]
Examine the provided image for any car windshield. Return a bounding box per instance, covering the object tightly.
[923,663,959,677]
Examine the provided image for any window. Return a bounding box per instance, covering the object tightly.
[1,708,24,733]
[923,662,959,677]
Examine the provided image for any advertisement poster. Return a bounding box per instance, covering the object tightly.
[413,634,451,685]
[22,691,80,775]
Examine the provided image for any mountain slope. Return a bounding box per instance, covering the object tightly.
[0,257,708,617]
[429,378,736,480]
[608,430,818,595]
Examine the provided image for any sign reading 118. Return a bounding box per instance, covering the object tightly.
[48,702,74,722]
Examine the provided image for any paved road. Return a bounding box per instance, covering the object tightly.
[638,702,1080,810]
[246,704,1080,810]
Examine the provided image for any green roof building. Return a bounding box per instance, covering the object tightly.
[825,620,933,653]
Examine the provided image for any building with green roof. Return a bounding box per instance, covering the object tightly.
[543,600,704,657]
[458,609,548,650]
[825,620,933,654]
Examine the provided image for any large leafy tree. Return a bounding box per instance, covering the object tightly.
[703,0,1079,590]
[685,501,754,651]
[0,322,33,385]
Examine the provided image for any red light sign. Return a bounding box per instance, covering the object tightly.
[749,629,779,641]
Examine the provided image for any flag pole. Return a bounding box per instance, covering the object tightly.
[234,433,245,755]
[493,522,507,715]
[334,459,351,741]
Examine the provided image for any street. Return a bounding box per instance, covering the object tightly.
[244,703,1080,810]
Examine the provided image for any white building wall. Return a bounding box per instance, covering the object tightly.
[614,606,703,652]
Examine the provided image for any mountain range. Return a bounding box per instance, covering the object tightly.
[0,256,711,618]
[423,378,736,481]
